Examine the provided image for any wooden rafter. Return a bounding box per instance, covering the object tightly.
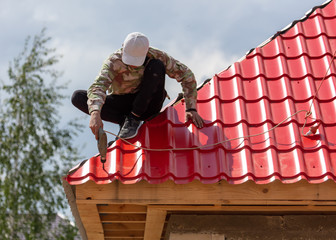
[144,206,167,240]
[77,203,104,240]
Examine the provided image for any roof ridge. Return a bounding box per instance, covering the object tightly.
[248,0,333,55]
[218,0,331,69]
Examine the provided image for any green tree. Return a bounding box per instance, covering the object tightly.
[0,29,81,239]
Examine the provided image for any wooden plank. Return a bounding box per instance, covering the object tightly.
[207,200,336,206]
[77,203,104,240]
[77,199,336,206]
[103,223,146,231]
[144,206,167,240]
[151,205,336,213]
[98,204,147,214]
[62,178,88,240]
[104,231,144,237]
[76,180,336,205]
[104,238,143,240]
[100,214,146,223]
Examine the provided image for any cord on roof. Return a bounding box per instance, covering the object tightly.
[105,109,311,152]
[104,49,336,152]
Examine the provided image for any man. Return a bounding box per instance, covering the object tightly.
[72,32,204,143]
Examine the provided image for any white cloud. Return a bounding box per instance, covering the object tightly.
[0,0,325,158]
[187,46,238,83]
[32,6,58,23]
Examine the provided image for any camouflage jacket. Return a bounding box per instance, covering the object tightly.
[87,47,197,114]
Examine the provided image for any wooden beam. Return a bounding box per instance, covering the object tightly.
[104,230,144,238]
[100,214,146,223]
[102,223,145,231]
[150,204,336,213]
[62,178,88,240]
[144,206,167,240]
[77,203,104,240]
[104,238,143,240]
[77,199,336,206]
[98,204,147,214]
[76,180,336,205]
[104,237,143,240]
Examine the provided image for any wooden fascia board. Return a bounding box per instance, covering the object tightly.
[62,178,88,240]
[75,179,336,205]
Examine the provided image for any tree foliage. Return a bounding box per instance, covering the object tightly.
[0,29,81,239]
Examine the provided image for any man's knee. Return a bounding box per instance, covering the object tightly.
[71,90,87,107]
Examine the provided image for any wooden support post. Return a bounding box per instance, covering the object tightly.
[77,203,104,240]
[144,206,167,240]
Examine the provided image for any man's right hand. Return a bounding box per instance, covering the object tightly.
[89,111,104,140]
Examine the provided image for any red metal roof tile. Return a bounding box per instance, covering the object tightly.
[66,0,336,185]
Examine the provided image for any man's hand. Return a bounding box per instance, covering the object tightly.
[89,111,104,140]
[185,110,204,128]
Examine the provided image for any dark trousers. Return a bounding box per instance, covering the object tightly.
[71,59,166,126]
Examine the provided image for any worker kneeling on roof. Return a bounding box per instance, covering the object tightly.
[72,32,204,143]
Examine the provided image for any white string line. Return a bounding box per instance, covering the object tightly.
[301,49,336,135]
[104,109,309,152]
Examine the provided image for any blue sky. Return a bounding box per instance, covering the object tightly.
[0,0,324,159]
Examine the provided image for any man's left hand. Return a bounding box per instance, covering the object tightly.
[185,111,204,128]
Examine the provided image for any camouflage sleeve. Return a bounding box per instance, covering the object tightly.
[87,58,114,114]
[152,48,197,110]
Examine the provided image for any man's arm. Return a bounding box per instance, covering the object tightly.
[178,72,204,128]
[87,58,114,114]
[87,57,115,138]
[185,110,204,128]
[149,48,204,128]
[89,111,104,140]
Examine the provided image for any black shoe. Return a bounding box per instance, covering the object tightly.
[118,115,143,139]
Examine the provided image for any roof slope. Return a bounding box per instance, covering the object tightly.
[66,0,336,185]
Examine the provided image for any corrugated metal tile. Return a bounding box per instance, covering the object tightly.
[66,0,336,185]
